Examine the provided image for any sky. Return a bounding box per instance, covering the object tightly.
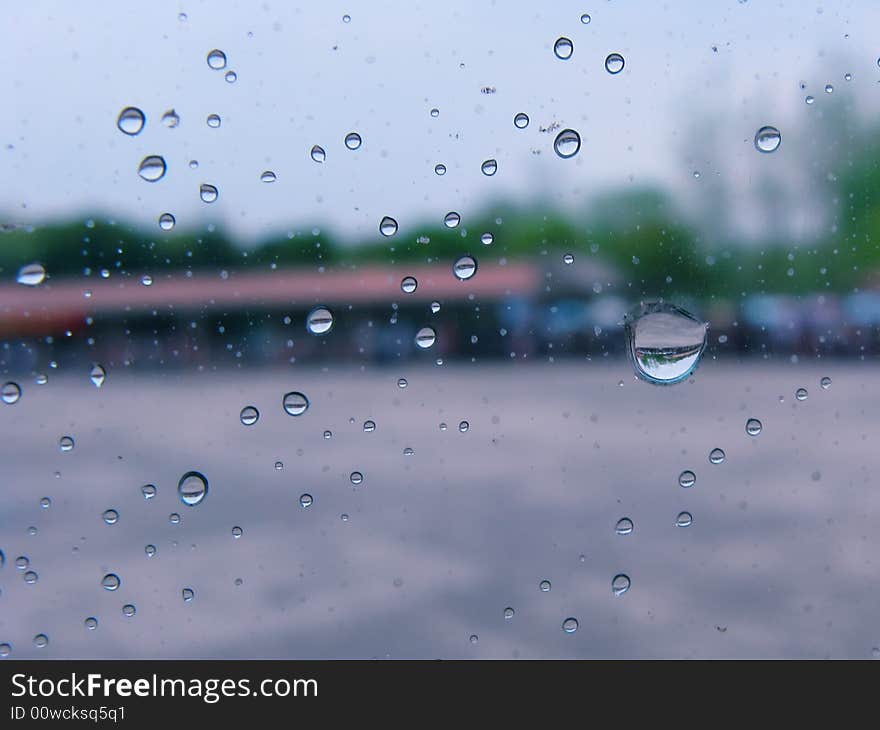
[2,0,880,244]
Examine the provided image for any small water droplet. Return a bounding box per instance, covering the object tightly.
[745,418,762,436]
[182,587,194,602]
[825,83,834,94]
[754,125,781,153]
[676,511,693,528]
[469,634,479,644]
[481,158,498,176]
[59,436,75,452]
[805,95,815,105]
[444,211,461,228]
[199,183,218,203]
[513,112,530,130]
[605,52,625,74]
[15,556,29,571]
[157,213,176,232]
[260,170,277,183]
[101,573,121,591]
[415,326,436,349]
[820,376,832,390]
[207,49,227,70]
[344,132,362,150]
[145,544,157,557]
[141,484,157,500]
[350,471,364,486]
[397,378,408,389]
[206,113,221,128]
[615,517,633,535]
[795,387,808,401]
[363,420,376,432]
[1,382,21,404]
[102,509,119,525]
[169,512,180,524]
[554,37,574,60]
[434,163,446,175]
[299,493,313,508]
[84,617,98,630]
[430,301,441,314]
[232,526,243,539]
[17,263,46,286]
[225,70,237,83]
[178,471,208,506]
[379,216,398,237]
[580,13,591,24]
[33,634,48,648]
[554,128,581,158]
[117,106,146,136]
[562,617,579,633]
[240,406,259,426]
[122,604,136,617]
[138,155,167,182]
[282,391,310,416]
[401,276,418,294]
[306,306,333,335]
[161,109,180,128]
[89,364,106,388]
[679,470,696,488]
[453,255,477,280]
[539,579,551,592]
[504,607,515,620]
[612,574,631,596]
[430,108,440,117]
[480,232,494,246]
[310,145,326,163]
[0,644,10,657]
[709,447,726,464]
[563,253,574,265]
[624,302,708,384]
[458,420,469,433]
[23,571,38,584]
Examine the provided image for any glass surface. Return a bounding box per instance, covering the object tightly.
[1,1,879,658]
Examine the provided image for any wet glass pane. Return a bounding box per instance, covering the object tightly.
[1,1,878,659]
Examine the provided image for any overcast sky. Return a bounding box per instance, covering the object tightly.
[3,0,879,244]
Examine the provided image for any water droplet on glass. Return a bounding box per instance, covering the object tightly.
[504,607,515,620]
[33,634,48,648]
[415,327,436,349]
[624,302,708,385]
[605,52,625,74]
[615,517,633,535]
[350,471,364,486]
[0,644,10,657]
[141,274,153,287]
[709,448,726,464]
[675,511,693,528]
[122,604,136,617]
[23,571,38,584]
[539,579,551,592]
[157,212,176,232]
[169,512,180,524]
[310,145,326,163]
[363,420,376,433]
[102,509,119,525]
[84,617,98,631]
[562,617,579,633]
[401,276,418,294]
[141,484,157,500]
[481,159,498,176]
[178,471,208,506]
[260,170,277,183]
[554,128,581,158]
[430,301,441,314]
[299,493,313,508]
[453,255,477,280]
[795,387,808,401]
[306,306,333,335]
[444,211,461,228]
[379,216,398,237]
[225,70,237,83]
[563,253,574,265]
[137,155,166,182]
[117,106,146,136]
[161,109,179,128]
[434,163,446,175]
[612,574,631,596]
[15,556,29,571]
[397,378,408,389]
[514,112,530,129]
[89,364,106,388]
[101,573,120,591]
[182,588,194,602]
[344,132,362,150]
[458,420,469,433]
[17,263,46,286]
[754,125,781,153]
[240,406,259,426]
[478,232,494,247]
[206,113,221,129]
[820,376,831,390]
[207,49,227,70]
[469,634,479,644]
[554,37,574,60]
[1,382,21,404]
[745,418,762,436]
[679,470,696,488]
[231,526,243,539]
[805,95,815,105]
[580,13,591,24]
[430,108,440,117]
[282,391,310,416]
[199,184,218,203]
[59,436,75,452]
[825,83,833,94]
[145,544,157,558]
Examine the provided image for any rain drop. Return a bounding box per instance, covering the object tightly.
[679,470,696,488]
[310,145,326,163]
[101,573,121,591]
[415,327,436,349]
[379,216,399,237]
[161,109,180,128]
[182,588,194,602]
[754,125,781,153]
[709,448,726,464]
[282,391,310,416]
[820,376,832,390]
[206,49,227,70]
[453,255,477,280]
[481,159,498,176]
[59,436,75,452]
[141,484,157,500]
[344,132,362,150]
[178,471,208,506]
[444,211,461,228]
[612,574,631,596]
[206,113,221,128]
[117,107,146,136]
[513,112,529,129]
[539,580,551,592]
[260,170,277,183]
[199,184,218,203]
[604,52,625,74]
[554,128,581,159]
[401,276,418,294]
[554,37,574,60]
[624,302,708,384]
[102,509,119,525]
[434,163,446,175]
[745,418,762,436]
[675,511,693,528]
[1,382,21,404]
[299,493,313,508]
[84,617,98,631]
[795,387,808,401]
[240,406,259,426]
[122,604,136,617]
[615,517,633,535]
[17,263,46,286]
[562,617,579,633]
[306,306,333,335]
[350,471,364,486]
[138,155,167,182]
[89,364,106,388]
[480,232,494,246]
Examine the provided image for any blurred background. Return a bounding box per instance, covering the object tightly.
[1,0,879,658]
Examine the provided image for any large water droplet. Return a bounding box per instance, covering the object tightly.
[138,155,167,182]
[679,470,696,488]
[344,132,362,150]
[709,447,726,464]
[604,52,625,74]
[178,471,208,506]
[310,145,326,163]
[624,302,708,385]
[17,263,46,286]
[481,159,498,176]
[514,112,529,129]
[117,107,145,136]
[1,382,21,404]
[415,326,436,349]
[282,391,310,416]
[306,306,333,335]
[444,211,461,228]
[453,255,477,281]
[615,517,633,535]
[379,216,398,237]
[745,418,762,436]
[89,364,106,388]
[240,406,259,426]
[401,276,418,294]
[206,49,227,70]
[554,37,574,60]
[754,125,781,153]
[199,184,218,203]
[562,617,579,633]
[101,573,120,591]
[612,574,631,596]
[554,128,581,158]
